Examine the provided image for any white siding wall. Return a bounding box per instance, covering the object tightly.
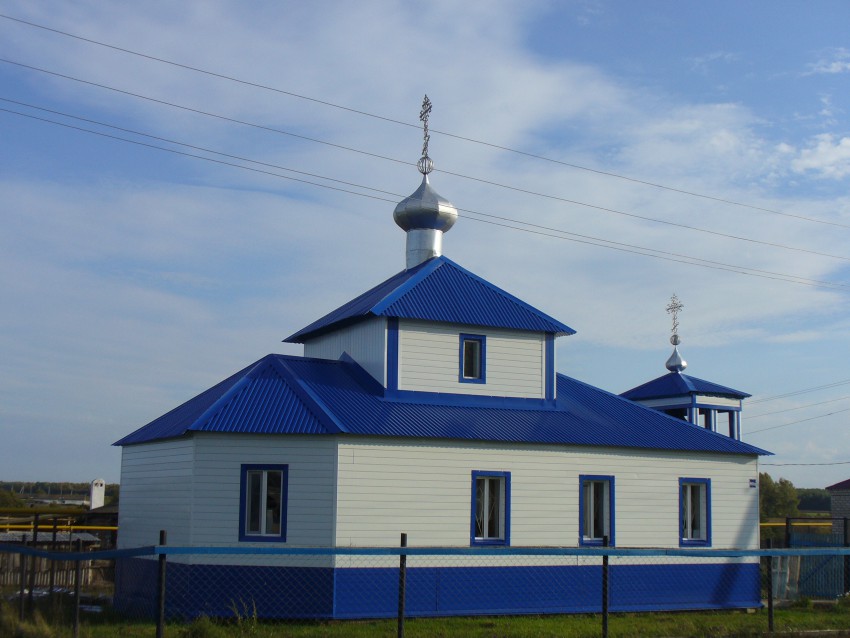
[696,396,741,408]
[118,439,195,549]
[398,320,545,398]
[303,317,386,384]
[118,434,338,553]
[334,438,760,551]
[191,434,338,547]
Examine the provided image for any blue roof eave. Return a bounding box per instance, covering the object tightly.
[620,372,751,402]
[284,256,575,343]
[116,354,770,457]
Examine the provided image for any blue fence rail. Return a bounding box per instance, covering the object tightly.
[3,539,850,637]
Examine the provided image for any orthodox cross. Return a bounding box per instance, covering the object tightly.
[417,94,434,175]
[666,294,684,344]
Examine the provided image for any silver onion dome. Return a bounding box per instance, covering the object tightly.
[394,174,458,232]
[394,175,458,269]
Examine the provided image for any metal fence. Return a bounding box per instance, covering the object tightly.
[3,534,850,637]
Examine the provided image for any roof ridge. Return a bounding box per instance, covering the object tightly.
[435,258,575,335]
[285,256,574,342]
[112,358,258,445]
[283,261,431,343]
[189,359,270,431]
[270,356,349,433]
[370,257,444,315]
[620,370,750,400]
[558,372,769,456]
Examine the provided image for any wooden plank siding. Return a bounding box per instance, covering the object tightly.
[118,435,340,557]
[334,438,759,551]
[304,317,387,384]
[191,434,337,548]
[397,320,546,398]
[120,434,758,566]
[118,439,195,548]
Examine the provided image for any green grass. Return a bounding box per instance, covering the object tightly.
[6,601,850,638]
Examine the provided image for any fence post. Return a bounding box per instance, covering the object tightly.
[766,538,774,633]
[784,517,791,549]
[49,519,58,615]
[398,532,407,638]
[157,530,167,638]
[73,538,82,638]
[18,534,27,621]
[602,535,609,638]
[27,513,39,611]
[843,516,850,594]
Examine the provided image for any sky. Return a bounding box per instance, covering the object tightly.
[1,1,849,488]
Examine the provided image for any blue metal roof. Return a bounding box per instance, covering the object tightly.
[114,357,334,445]
[620,372,751,402]
[116,354,769,456]
[284,256,575,342]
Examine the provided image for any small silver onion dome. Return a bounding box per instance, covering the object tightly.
[666,344,687,373]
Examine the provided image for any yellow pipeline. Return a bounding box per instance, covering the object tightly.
[2,524,118,532]
[760,521,832,527]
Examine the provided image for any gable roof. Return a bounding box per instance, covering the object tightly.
[284,256,575,343]
[115,354,769,456]
[826,478,850,492]
[620,371,751,401]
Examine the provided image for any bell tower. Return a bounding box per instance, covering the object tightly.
[620,295,751,440]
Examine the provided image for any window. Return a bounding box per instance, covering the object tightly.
[240,465,288,542]
[680,478,711,546]
[471,471,510,545]
[664,408,688,421]
[580,475,614,546]
[459,334,486,384]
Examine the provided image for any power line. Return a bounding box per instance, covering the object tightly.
[0,107,403,203]
[748,379,850,405]
[1,12,848,231]
[747,395,850,420]
[439,166,850,263]
[4,102,849,292]
[761,460,850,467]
[747,406,850,435]
[2,61,849,267]
[0,98,407,195]
[0,59,412,169]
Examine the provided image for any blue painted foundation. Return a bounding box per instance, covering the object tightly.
[114,559,761,619]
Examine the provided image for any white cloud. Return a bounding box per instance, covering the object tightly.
[792,134,850,179]
[807,48,850,75]
[688,51,739,74]
[2,0,850,484]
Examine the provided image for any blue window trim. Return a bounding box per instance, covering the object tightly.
[544,333,555,402]
[239,464,289,542]
[579,475,615,547]
[459,334,486,384]
[470,470,510,546]
[679,477,711,547]
[386,317,399,391]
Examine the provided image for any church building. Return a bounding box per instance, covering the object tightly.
[114,100,769,619]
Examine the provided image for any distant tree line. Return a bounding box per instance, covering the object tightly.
[759,473,799,520]
[759,472,830,519]
[797,487,830,512]
[0,481,119,506]
[759,473,833,543]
